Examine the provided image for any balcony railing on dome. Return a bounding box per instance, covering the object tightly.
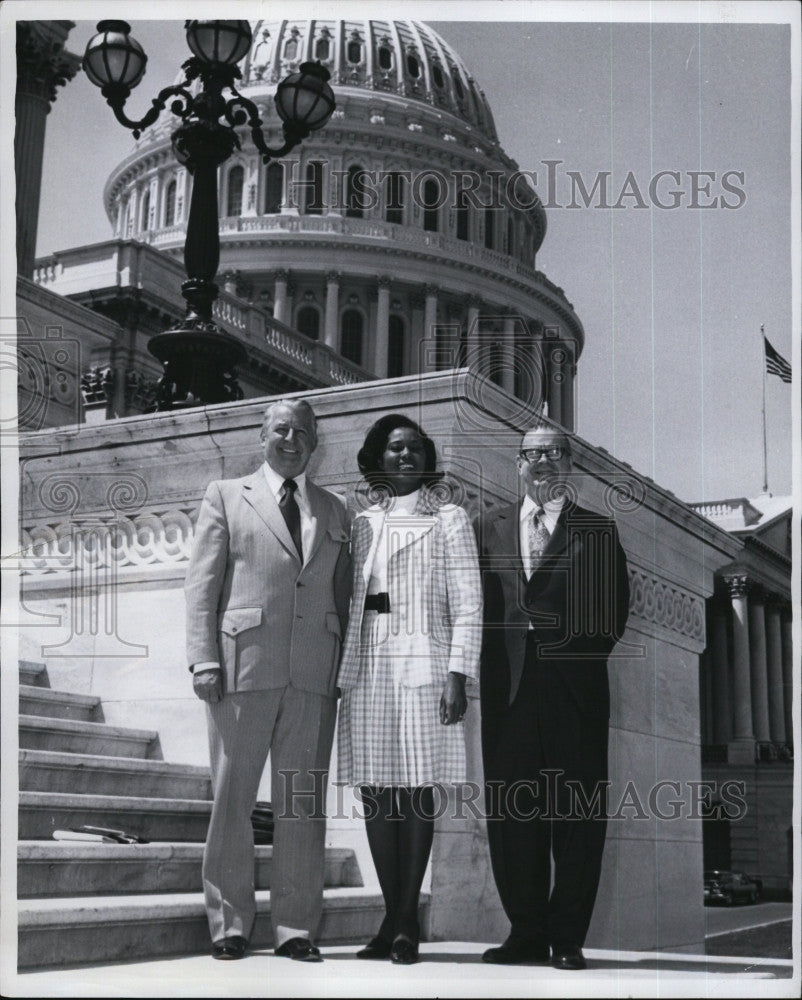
[144,214,554,289]
[32,240,371,391]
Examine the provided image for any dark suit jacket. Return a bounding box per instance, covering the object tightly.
[475,500,630,720]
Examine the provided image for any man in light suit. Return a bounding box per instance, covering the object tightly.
[185,398,351,962]
[476,422,630,971]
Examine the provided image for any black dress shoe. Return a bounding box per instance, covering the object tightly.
[551,945,586,970]
[275,936,323,962]
[211,935,248,960]
[482,935,549,964]
[390,935,419,965]
[356,935,393,960]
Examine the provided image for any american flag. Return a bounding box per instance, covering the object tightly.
[764,337,792,383]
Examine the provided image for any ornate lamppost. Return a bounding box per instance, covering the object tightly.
[82,19,335,409]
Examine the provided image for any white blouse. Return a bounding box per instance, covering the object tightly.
[367,489,421,593]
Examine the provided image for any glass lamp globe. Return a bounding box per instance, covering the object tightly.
[275,61,336,133]
[185,20,252,66]
[83,20,147,90]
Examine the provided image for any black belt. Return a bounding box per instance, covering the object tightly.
[365,592,390,613]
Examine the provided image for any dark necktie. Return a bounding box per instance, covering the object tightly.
[279,478,303,560]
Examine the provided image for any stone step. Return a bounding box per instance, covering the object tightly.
[19,661,49,687]
[18,842,363,897]
[18,887,426,969]
[19,685,102,722]
[19,715,161,760]
[19,749,212,800]
[19,791,211,842]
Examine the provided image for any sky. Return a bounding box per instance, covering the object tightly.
[30,1,799,504]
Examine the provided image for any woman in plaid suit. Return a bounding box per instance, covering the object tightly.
[337,414,482,965]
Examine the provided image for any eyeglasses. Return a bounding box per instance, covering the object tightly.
[519,446,566,463]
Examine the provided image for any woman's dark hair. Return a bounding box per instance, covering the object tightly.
[357,413,444,486]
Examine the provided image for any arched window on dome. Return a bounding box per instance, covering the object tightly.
[385,172,405,225]
[451,68,464,100]
[296,305,320,340]
[432,63,445,90]
[423,178,440,233]
[341,309,364,366]
[226,165,244,217]
[484,206,495,250]
[303,160,324,215]
[264,162,283,214]
[141,189,150,232]
[378,44,393,71]
[456,184,470,241]
[284,37,298,61]
[315,37,330,61]
[388,315,405,378]
[406,53,420,78]
[346,165,367,218]
[164,180,176,226]
[347,38,362,64]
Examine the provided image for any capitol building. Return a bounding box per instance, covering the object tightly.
[31,18,581,427]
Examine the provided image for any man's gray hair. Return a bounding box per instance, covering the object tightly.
[261,398,318,435]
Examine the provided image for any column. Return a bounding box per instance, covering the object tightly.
[422,285,439,373]
[549,341,564,426]
[747,588,771,744]
[324,272,340,350]
[764,597,786,747]
[373,276,391,377]
[273,270,289,325]
[562,342,576,431]
[780,609,793,749]
[466,295,481,369]
[710,605,733,745]
[15,22,80,277]
[176,170,188,223]
[725,574,755,762]
[244,157,259,217]
[127,187,139,238]
[501,315,516,395]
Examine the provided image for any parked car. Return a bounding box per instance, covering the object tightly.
[704,870,762,905]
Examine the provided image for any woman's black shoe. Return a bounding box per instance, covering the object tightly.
[390,935,419,965]
[356,935,392,960]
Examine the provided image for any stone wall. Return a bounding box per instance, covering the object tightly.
[17,370,742,951]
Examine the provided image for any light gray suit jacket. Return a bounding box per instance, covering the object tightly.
[185,469,351,697]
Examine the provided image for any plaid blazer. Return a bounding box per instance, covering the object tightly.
[336,492,482,690]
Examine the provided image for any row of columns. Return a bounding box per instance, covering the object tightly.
[261,271,577,425]
[707,574,793,757]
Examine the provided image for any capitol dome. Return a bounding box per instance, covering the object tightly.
[97,18,583,427]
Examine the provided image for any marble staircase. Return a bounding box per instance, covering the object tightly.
[16,662,395,970]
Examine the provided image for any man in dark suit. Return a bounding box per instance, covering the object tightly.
[185,399,351,962]
[476,422,630,970]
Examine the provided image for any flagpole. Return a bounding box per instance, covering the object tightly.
[761,323,768,493]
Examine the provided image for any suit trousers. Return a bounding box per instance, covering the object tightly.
[482,634,609,949]
[203,686,337,943]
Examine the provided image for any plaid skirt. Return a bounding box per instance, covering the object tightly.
[337,610,467,787]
